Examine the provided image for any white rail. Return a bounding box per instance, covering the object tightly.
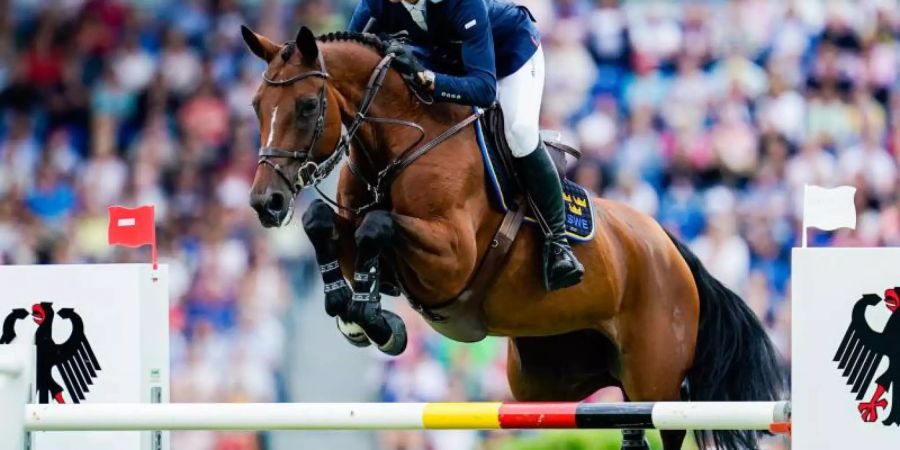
[24,401,790,431]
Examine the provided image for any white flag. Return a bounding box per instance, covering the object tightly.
[803,185,857,231]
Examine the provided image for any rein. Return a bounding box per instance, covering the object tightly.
[257,41,481,216]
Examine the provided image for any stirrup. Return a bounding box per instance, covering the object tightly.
[542,240,584,291]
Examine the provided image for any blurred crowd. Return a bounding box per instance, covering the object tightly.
[375,1,899,449]
[1,0,309,449]
[1,0,898,450]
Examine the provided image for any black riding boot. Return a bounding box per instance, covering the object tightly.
[513,143,585,291]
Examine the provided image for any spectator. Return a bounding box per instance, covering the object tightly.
[25,165,77,225]
[159,28,203,98]
[837,123,897,199]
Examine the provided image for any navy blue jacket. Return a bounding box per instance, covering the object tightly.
[349,0,540,108]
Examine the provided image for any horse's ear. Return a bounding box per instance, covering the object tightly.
[295,26,318,65]
[241,25,279,61]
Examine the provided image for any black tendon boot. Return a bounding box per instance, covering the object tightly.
[513,143,585,290]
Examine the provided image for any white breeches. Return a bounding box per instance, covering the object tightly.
[496,45,545,158]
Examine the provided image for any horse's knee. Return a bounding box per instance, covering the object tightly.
[355,210,395,254]
[504,118,539,158]
[302,199,336,241]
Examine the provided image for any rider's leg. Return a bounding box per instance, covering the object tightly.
[497,45,584,291]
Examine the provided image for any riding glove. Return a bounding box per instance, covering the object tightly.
[386,43,434,90]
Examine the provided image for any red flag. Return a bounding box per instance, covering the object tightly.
[108,205,157,269]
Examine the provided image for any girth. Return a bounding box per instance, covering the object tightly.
[393,198,525,342]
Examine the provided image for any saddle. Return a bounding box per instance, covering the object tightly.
[397,105,596,343]
[477,106,595,242]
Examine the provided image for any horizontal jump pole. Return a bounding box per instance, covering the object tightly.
[25,401,790,432]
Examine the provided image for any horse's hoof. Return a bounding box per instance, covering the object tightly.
[376,310,407,356]
[336,317,371,347]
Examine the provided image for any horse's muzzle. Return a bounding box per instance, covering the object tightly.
[250,188,291,227]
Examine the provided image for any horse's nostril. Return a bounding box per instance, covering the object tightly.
[267,192,285,213]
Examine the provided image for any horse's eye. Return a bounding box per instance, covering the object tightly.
[296,98,319,118]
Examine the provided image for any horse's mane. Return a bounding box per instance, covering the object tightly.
[317,31,387,55]
[315,30,462,121]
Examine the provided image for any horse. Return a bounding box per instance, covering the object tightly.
[242,25,784,450]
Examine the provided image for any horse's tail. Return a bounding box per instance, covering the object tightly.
[665,230,785,450]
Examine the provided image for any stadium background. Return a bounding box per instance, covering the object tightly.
[1,0,898,449]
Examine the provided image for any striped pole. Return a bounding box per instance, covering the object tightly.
[25,401,790,432]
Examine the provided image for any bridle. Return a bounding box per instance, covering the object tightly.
[257,40,481,215]
[257,49,340,195]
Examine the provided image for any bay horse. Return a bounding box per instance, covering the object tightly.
[243,25,784,450]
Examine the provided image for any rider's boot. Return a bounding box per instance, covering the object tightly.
[513,142,584,291]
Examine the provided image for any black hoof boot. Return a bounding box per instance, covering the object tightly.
[324,282,352,317]
[544,239,585,291]
[344,301,407,356]
[380,281,402,297]
[376,310,408,356]
[303,200,352,317]
[621,430,650,450]
[302,199,337,241]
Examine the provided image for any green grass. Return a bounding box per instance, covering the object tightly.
[497,430,700,450]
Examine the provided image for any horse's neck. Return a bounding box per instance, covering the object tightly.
[324,43,504,303]
[323,43,468,171]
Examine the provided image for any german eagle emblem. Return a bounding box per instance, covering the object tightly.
[0,302,102,404]
[833,288,900,426]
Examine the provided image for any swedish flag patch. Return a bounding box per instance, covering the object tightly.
[560,180,595,241]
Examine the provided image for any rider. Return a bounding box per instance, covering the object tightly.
[348,0,584,291]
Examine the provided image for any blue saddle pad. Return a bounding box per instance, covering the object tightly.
[474,117,595,243]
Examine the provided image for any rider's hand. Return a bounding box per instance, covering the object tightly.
[386,43,431,89]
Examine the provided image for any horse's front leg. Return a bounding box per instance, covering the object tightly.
[301,199,371,348]
[344,210,408,356]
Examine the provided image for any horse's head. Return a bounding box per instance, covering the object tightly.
[242,25,343,227]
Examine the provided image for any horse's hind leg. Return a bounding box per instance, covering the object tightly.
[621,430,650,449]
[611,282,697,448]
[302,199,371,347]
[659,430,686,450]
[657,384,691,449]
[345,210,407,356]
[507,331,619,401]
[616,306,696,450]
[617,329,693,450]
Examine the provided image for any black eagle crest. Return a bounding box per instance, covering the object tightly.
[833,288,900,426]
[0,302,102,404]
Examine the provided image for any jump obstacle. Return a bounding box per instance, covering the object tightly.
[23,246,900,450]
[0,344,791,445]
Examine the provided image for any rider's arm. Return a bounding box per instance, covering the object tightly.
[432,0,497,108]
[348,0,379,33]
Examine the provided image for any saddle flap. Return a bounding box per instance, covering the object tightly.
[483,106,570,178]
[476,106,595,242]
